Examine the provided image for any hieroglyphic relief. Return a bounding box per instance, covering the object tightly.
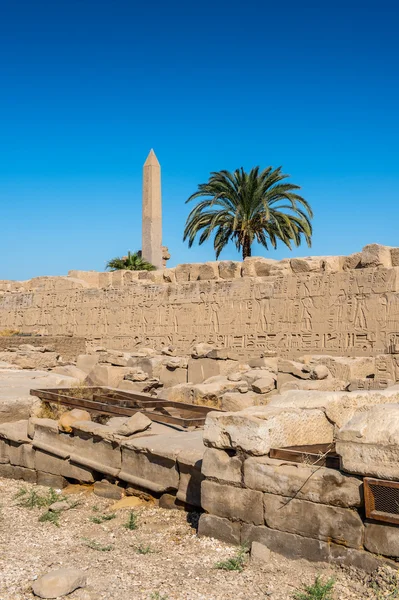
[1,267,399,356]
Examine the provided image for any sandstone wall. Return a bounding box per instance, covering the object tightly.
[0,336,86,362]
[1,244,399,358]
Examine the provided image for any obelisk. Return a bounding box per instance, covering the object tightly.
[142,149,162,269]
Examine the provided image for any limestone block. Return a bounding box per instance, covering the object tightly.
[0,462,37,483]
[251,375,276,394]
[0,439,9,463]
[174,264,191,282]
[336,403,399,479]
[311,364,330,380]
[203,406,334,455]
[241,257,276,277]
[163,357,188,369]
[190,343,216,359]
[114,412,152,436]
[8,441,35,469]
[36,471,67,488]
[35,449,95,482]
[177,446,204,507]
[320,256,344,272]
[87,364,133,387]
[32,568,87,599]
[243,369,277,385]
[360,243,392,268]
[290,257,322,273]
[309,355,375,380]
[190,262,218,281]
[69,425,121,476]
[278,359,310,379]
[198,514,241,545]
[220,391,268,412]
[250,541,271,563]
[159,365,188,387]
[342,252,362,270]
[191,378,242,408]
[268,258,292,275]
[157,383,194,404]
[279,378,347,393]
[76,353,100,374]
[218,261,241,279]
[58,409,91,433]
[202,448,242,484]
[0,420,30,444]
[247,357,277,372]
[364,522,399,557]
[32,418,74,459]
[241,525,383,572]
[0,350,59,370]
[52,365,87,381]
[127,356,164,378]
[263,493,364,548]
[390,247,399,267]
[244,456,362,507]
[268,387,399,429]
[202,480,263,524]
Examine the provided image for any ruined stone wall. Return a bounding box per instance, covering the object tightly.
[1,244,399,358]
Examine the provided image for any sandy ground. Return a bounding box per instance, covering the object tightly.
[0,478,385,600]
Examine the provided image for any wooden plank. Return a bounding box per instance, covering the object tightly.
[270,444,339,469]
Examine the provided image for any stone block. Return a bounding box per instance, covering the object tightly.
[86,364,133,387]
[32,418,74,459]
[250,541,271,563]
[174,263,191,282]
[202,448,243,484]
[247,357,277,371]
[53,365,87,381]
[244,456,362,507]
[360,243,392,268]
[251,376,276,394]
[242,525,383,572]
[218,261,241,279]
[0,439,9,463]
[127,356,164,378]
[93,480,124,500]
[336,403,399,478]
[76,353,100,374]
[279,378,347,393]
[342,252,362,270]
[36,471,68,488]
[159,365,187,387]
[198,514,241,545]
[70,426,121,477]
[263,493,364,548]
[8,441,35,469]
[177,452,204,507]
[0,420,30,444]
[201,480,263,524]
[190,262,218,281]
[290,257,322,273]
[364,522,399,557]
[0,462,37,483]
[390,247,399,267]
[35,449,95,482]
[241,257,276,277]
[220,391,266,412]
[203,406,334,455]
[187,358,221,384]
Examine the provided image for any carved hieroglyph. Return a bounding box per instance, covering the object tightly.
[1,265,399,357]
[142,149,162,269]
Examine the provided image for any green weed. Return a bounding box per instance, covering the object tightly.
[15,487,65,509]
[135,543,153,554]
[150,593,168,600]
[214,545,248,572]
[294,576,335,600]
[38,510,60,527]
[90,513,116,524]
[124,511,138,530]
[82,537,113,552]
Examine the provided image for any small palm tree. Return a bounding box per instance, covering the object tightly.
[106,251,156,271]
[183,166,313,259]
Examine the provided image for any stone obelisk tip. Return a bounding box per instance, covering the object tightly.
[142,149,162,269]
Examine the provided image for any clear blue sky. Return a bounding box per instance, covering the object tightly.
[1,0,398,280]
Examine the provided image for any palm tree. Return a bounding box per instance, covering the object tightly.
[183,166,313,260]
[106,251,156,271]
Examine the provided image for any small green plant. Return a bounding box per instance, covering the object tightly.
[90,513,116,524]
[135,543,153,554]
[214,545,248,572]
[294,576,335,600]
[150,593,168,600]
[124,510,138,530]
[82,537,113,552]
[38,510,60,527]
[15,487,65,509]
[92,505,100,512]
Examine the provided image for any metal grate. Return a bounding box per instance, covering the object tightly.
[364,477,399,525]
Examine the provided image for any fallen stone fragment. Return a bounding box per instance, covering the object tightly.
[32,568,86,599]
[114,412,152,436]
[48,501,70,512]
[58,409,91,433]
[93,480,124,500]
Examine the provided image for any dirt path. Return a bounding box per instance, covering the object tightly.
[0,477,380,599]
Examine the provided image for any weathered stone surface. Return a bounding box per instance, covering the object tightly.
[0,462,37,483]
[198,514,241,545]
[8,440,35,469]
[36,471,67,488]
[49,500,70,512]
[247,357,277,371]
[159,365,187,387]
[202,448,242,484]
[0,419,30,443]
[76,353,100,374]
[127,356,164,378]
[191,343,215,358]
[0,350,59,370]
[311,364,330,380]
[86,364,134,387]
[35,449,95,482]
[58,409,91,433]
[93,480,124,500]
[202,480,263,524]
[279,378,347,393]
[70,425,121,476]
[177,446,204,507]
[278,359,310,379]
[364,522,399,557]
[220,391,267,412]
[290,257,322,273]
[308,355,375,381]
[32,568,86,599]
[251,375,276,394]
[187,358,221,384]
[203,406,334,455]
[52,365,87,381]
[32,418,73,459]
[241,257,277,277]
[360,243,392,268]
[218,261,241,279]
[191,378,243,408]
[241,525,384,572]
[336,403,399,478]
[263,493,364,548]
[250,541,271,563]
[244,456,362,507]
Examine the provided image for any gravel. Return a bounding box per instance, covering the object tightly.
[0,477,384,599]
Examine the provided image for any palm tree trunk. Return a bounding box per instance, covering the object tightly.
[242,237,252,259]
